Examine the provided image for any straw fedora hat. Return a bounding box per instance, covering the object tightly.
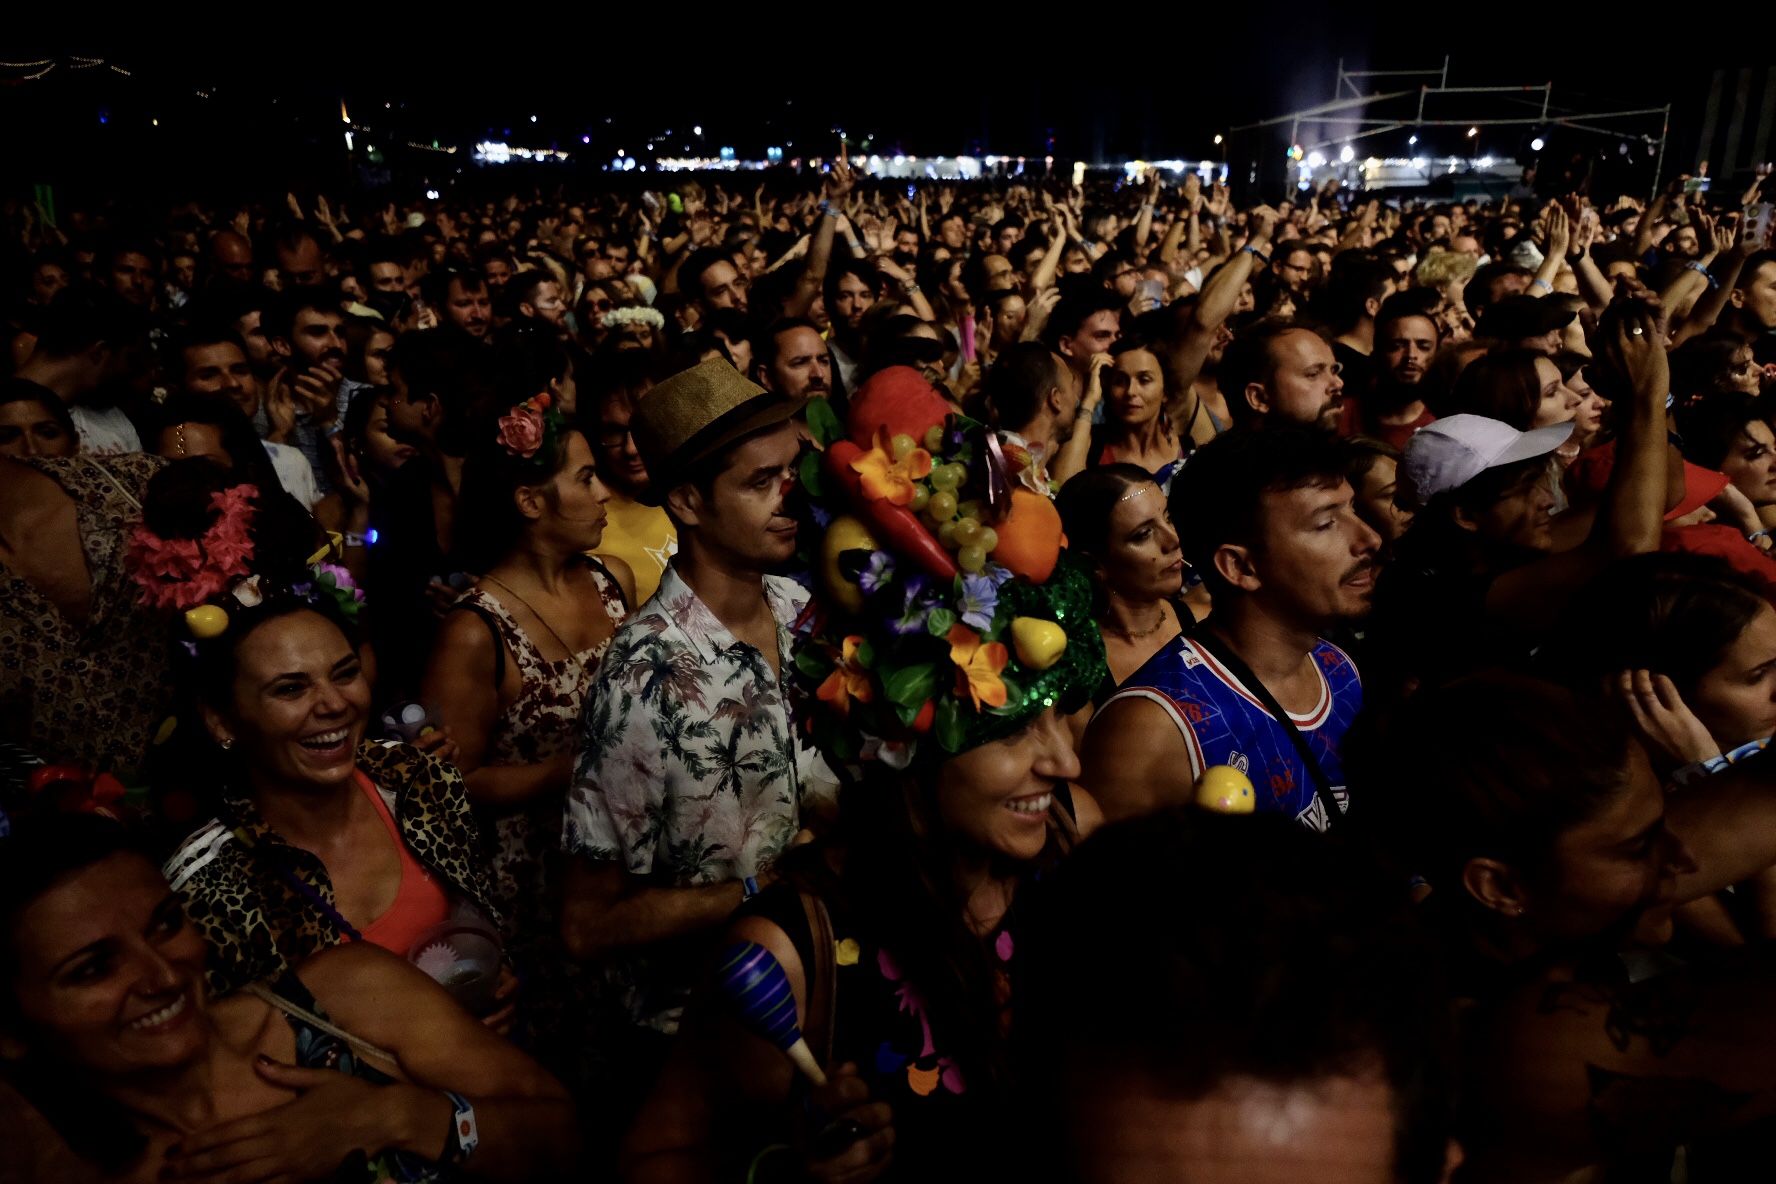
[629,359,807,504]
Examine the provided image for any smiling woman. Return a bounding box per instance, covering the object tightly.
[0,815,576,1183]
[159,584,505,1004]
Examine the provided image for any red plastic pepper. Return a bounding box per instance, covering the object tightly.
[825,441,959,582]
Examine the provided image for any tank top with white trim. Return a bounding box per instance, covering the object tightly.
[1101,635,1363,832]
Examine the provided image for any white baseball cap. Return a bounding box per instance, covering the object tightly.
[1400,413,1573,508]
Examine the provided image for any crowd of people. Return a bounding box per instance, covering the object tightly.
[6,143,1776,1182]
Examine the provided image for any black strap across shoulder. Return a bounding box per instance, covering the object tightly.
[1189,627,1344,831]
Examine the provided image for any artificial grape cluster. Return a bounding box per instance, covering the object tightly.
[894,427,1001,574]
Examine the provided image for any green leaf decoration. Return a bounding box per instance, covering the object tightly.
[925,607,957,637]
[881,662,938,711]
[935,698,966,753]
[795,648,831,679]
[805,398,844,448]
[799,450,826,497]
[855,639,876,669]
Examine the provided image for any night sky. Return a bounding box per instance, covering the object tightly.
[3,25,1763,200]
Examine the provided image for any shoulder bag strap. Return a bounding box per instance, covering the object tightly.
[797,892,837,1071]
[1189,629,1344,830]
[241,981,401,1072]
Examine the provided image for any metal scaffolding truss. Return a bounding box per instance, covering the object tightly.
[1229,57,1672,188]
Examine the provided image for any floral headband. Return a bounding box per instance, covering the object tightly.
[127,484,258,613]
[496,391,565,465]
[603,306,665,331]
[792,368,1108,769]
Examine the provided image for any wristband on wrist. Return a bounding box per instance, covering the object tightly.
[441,1091,478,1165]
[1240,244,1270,263]
[1685,259,1720,289]
[1530,277,1553,292]
[742,875,760,901]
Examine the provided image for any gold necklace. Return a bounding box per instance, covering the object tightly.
[1110,605,1171,641]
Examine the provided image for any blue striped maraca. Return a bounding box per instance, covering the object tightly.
[715,940,827,1086]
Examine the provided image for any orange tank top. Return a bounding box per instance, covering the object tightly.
[354,771,451,955]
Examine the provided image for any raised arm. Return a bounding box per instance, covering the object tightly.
[785,158,854,320]
[1159,203,1277,396]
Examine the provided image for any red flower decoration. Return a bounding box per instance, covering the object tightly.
[497,405,545,458]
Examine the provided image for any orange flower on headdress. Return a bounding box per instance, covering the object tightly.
[816,635,875,717]
[850,430,932,506]
[947,624,1008,710]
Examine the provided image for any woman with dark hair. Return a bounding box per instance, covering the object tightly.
[1343,435,1415,546]
[1446,347,1581,430]
[151,546,499,999]
[1092,335,1189,484]
[1055,463,1195,685]
[624,410,1108,1181]
[1670,329,1763,403]
[420,390,633,1073]
[1675,391,1776,515]
[1357,673,1776,1181]
[0,378,78,459]
[0,815,576,1182]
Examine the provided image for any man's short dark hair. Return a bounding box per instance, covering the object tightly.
[423,269,488,308]
[1375,288,1442,335]
[1018,809,1453,1184]
[980,341,1064,433]
[1168,425,1349,595]
[169,325,249,377]
[753,316,822,376]
[511,270,557,310]
[263,289,342,342]
[1041,289,1123,351]
[1465,260,1532,317]
[1313,258,1394,335]
[1219,318,1320,428]
[679,247,733,303]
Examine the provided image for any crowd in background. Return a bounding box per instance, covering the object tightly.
[6,146,1776,1182]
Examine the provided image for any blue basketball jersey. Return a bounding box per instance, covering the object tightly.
[1102,636,1363,832]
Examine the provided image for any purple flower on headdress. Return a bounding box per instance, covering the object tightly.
[889,576,939,636]
[982,562,1013,590]
[858,550,896,597]
[956,572,999,632]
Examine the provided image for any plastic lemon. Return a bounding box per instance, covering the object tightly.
[184,604,230,639]
[1010,617,1067,671]
[1195,765,1255,814]
[820,516,880,614]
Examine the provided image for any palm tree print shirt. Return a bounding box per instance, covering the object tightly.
[564,565,835,1033]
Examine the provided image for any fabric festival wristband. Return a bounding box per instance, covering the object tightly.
[443,1091,478,1164]
[742,876,760,901]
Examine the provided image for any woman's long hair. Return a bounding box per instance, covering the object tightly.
[777,760,1068,1096]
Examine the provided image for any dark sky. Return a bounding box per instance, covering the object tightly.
[3,25,1765,197]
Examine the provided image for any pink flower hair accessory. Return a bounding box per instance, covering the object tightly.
[496,391,559,461]
[126,484,260,614]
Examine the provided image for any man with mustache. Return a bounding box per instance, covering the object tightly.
[1083,427,1380,833]
[1360,295,1442,450]
[563,360,833,1110]
[265,290,349,493]
[753,316,832,400]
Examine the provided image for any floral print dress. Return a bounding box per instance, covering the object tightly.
[456,560,626,1081]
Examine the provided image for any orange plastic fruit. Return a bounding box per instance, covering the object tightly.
[991,490,1062,582]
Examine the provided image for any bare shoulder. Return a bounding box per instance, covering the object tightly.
[594,551,638,606]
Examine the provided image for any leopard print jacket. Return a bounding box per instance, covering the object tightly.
[163,740,502,997]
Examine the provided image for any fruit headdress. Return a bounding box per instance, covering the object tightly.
[793,366,1107,768]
